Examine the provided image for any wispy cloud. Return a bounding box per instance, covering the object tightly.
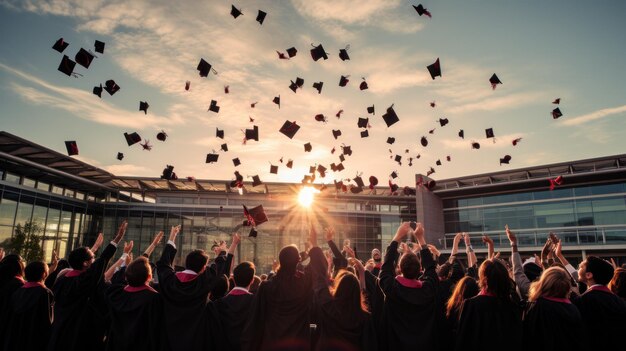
[104,163,151,176]
[440,132,526,150]
[562,105,626,126]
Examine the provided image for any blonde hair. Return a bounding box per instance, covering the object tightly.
[528,266,571,302]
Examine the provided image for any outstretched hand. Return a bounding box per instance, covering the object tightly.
[324,227,335,242]
[49,249,59,272]
[505,225,517,246]
[392,222,412,243]
[228,233,241,255]
[112,221,128,244]
[91,233,104,252]
[343,245,355,259]
[168,225,181,242]
[123,240,134,254]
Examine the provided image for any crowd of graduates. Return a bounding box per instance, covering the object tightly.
[1,220,626,351]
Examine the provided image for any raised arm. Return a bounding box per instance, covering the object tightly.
[449,233,462,263]
[506,225,531,298]
[554,239,578,281]
[105,241,133,283]
[540,238,553,270]
[380,222,410,294]
[463,233,477,268]
[142,231,164,258]
[90,232,104,254]
[482,234,495,260]
[217,233,240,277]
[157,225,181,280]
[325,227,348,271]
[415,223,437,282]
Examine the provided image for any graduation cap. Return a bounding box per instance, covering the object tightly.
[57,55,76,77]
[339,154,345,162]
[426,167,435,177]
[360,130,369,138]
[413,4,432,17]
[185,81,191,91]
[420,136,428,147]
[251,175,263,187]
[209,100,220,113]
[104,80,120,95]
[139,101,149,114]
[234,171,244,182]
[382,104,399,127]
[52,38,69,53]
[243,205,268,226]
[286,47,297,58]
[439,118,449,127]
[389,180,399,193]
[94,40,105,54]
[197,58,217,77]
[500,155,512,165]
[350,186,363,194]
[65,141,78,156]
[230,5,243,18]
[75,48,95,69]
[430,101,436,108]
[216,128,224,139]
[336,163,345,171]
[279,120,300,139]
[367,105,375,115]
[116,152,124,161]
[336,109,344,118]
[286,159,293,168]
[390,171,398,179]
[552,98,561,105]
[270,165,278,174]
[429,128,436,134]
[314,114,326,122]
[512,137,522,146]
[489,74,502,89]
[309,165,316,174]
[273,95,280,108]
[140,140,151,150]
[551,108,563,119]
[313,81,323,94]
[161,165,177,180]
[250,101,258,108]
[233,158,241,167]
[206,153,219,163]
[458,130,464,139]
[359,78,368,90]
[156,130,167,141]
[332,129,342,139]
[471,141,481,149]
[549,175,564,191]
[485,128,495,139]
[304,142,312,152]
[427,58,441,80]
[310,43,328,61]
[124,132,142,146]
[339,45,350,61]
[446,155,451,162]
[436,159,442,166]
[93,84,103,98]
[317,165,327,177]
[245,126,259,142]
[221,143,228,152]
[368,176,378,189]
[342,145,352,156]
[289,80,298,93]
[357,117,369,128]
[256,10,267,25]
[339,75,349,87]
[394,154,402,164]
[224,85,230,94]
[387,137,395,144]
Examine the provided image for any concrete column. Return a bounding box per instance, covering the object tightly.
[415,175,445,248]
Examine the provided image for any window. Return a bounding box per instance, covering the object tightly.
[22,178,36,188]
[36,181,50,191]
[51,186,64,195]
[4,172,20,184]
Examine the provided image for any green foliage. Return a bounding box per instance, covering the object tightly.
[6,221,44,263]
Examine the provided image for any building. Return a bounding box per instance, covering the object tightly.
[1,131,625,271]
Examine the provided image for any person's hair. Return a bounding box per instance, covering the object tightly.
[528,266,571,302]
[585,256,614,285]
[185,250,209,273]
[479,259,514,299]
[260,274,268,281]
[233,261,255,287]
[210,274,230,301]
[278,245,300,275]
[332,270,369,315]
[609,268,626,299]
[446,276,479,318]
[125,257,152,287]
[399,252,421,279]
[68,247,94,270]
[249,275,262,294]
[24,261,48,282]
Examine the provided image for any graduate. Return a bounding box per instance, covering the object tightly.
[46,221,127,351]
[0,253,25,343]
[445,276,479,338]
[3,261,53,351]
[105,256,163,351]
[454,258,522,351]
[156,225,238,351]
[378,222,439,351]
[573,256,626,349]
[522,267,584,351]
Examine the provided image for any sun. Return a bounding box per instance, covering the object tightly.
[297,186,320,208]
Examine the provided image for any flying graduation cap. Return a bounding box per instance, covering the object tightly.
[359,78,368,90]
[485,128,495,139]
[552,98,561,104]
[251,175,263,187]
[156,130,168,141]
[387,137,395,144]
[57,55,77,77]
[360,130,369,138]
[216,128,224,139]
[197,58,217,77]
[489,74,502,90]
[458,130,464,139]
[500,155,512,165]
[75,48,95,69]
[206,153,219,163]
[230,5,243,18]
[427,58,441,80]
[232,158,241,167]
[220,143,228,152]
[413,4,432,17]
[116,152,124,161]
[421,136,428,147]
[551,108,563,119]
[339,75,350,87]
[313,81,323,94]
[243,205,268,227]
[357,117,369,129]
[310,43,328,61]
[139,101,149,114]
[104,80,120,95]
[332,129,342,140]
[124,132,142,146]
[94,40,105,54]
[339,45,350,61]
[244,126,259,142]
[279,120,300,139]
[269,164,278,174]
[52,38,69,53]
[93,84,103,98]
[286,47,298,58]
[382,104,399,127]
[512,137,522,146]
[256,10,267,24]
[209,100,220,113]
[65,141,79,156]
[273,95,280,108]
[304,142,312,152]
[439,118,449,127]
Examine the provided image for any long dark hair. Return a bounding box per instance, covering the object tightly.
[332,270,369,316]
[446,276,479,318]
[479,259,514,299]
[0,254,24,287]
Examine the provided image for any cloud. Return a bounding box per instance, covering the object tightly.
[103,163,151,176]
[446,91,545,114]
[562,105,626,126]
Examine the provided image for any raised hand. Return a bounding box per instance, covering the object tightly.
[364,259,375,272]
[343,245,355,259]
[414,222,426,245]
[393,222,412,243]
[168,225,181,242]
[554,239,563,257]
[91,232,104,252]
[112,221,128,244]
[124,240,134,255]
[272,259,279,272]
[228,233,241,254]
[482,234,494,259]
[125,252,133,266]
[463,233,471,248]
[143,231,163,257]
[427,244,440,259]
[505,225,517,246]
[324,227,335,242]
[48,249,59,272]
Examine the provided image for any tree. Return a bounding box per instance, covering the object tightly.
[6,221,44,263]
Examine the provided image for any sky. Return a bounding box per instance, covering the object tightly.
[1,0,625,187]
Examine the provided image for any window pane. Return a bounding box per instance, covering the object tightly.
[0,193,18,226]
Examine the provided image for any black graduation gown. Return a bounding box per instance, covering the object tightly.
[3,283,53,351]
[363,270,384,333]
[378,242,439,351]
[241,267,313,351]
[454,295,522,351]
[104,285,164,351]
[46,243,117,351]
[210,290,255,351]
[573,287,626,350]
[156,243,232,351]
[0,276,24,344]
[522,297,585,351]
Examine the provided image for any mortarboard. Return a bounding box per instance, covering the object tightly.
[382,104,399,127]
[339,75,350,87]
[339,45,350,61]
[243,205,268,226]
[313,81,323,94]
[342,145,352,156]
[232,158,241,167]
[124,132,141,146]
[197,58,216,77]
[429,128,436,134]
[221,143,228,152]
[235,171,244,182]
[216,128,224,139]
[206,153,219,163]
[552,98,560,105]
[551,108,562,119]
[302,175,313,184]
[230,5,243,18]
[500,155,512,165]
[75,48,95,69]
[357,117,369,129]
[314,114,326,122]
[52,38,69,53]
[367,105,375,115]
[317,165,327,177]
[279,120,300,139]
[94,40,105,54]
[250,101,258,108]
[436,159,442,166]
[489,74,502,89]
[185,81,191,91]
[353,175,365,188]
[251,175,263,187]
[427,58,441,80]
[439,118,449,127]
[286,47,297,58]
[336,163,345,171]
[426,167,435,177]
[413,4,432,17]
[310,44,328,61]
[394,155,402,164]
[446,155,451,162]
[420,136,428,147]
[224,85,230,94]
[140,140,151,151]
[270,165,278,174]
[156,130,167,141]
[368,176,378,189]
[389,180,399,193]
[512,137,522,146]
[209,100,220,113]
[245,126,259,141]
[104,80,120,95]
[549,175,563,191]
[273,95,280,108]
[336,109,344,118]
[360,130,369,138]
[309,165,316,174]
[458,130,464,139]
[360,78,368,90]
[485,128,495,139]
[289,80,298,93]
[256,10,267,25]
[430,101,436,108]
[116,152,124,161]
[304,142,312,152]
[161,165,177,180]
[277,51,288,60]
[65,141,78,156]
[93,84,103,98]
[294,77,304,88]
[332,129,342,139]
[390,171,398,179]
[339,154,345,162]
[57,55,76,77]
[471,141,481,149]
[387,137,395,144]
[139,101,149,114]
[286,159,293,168]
